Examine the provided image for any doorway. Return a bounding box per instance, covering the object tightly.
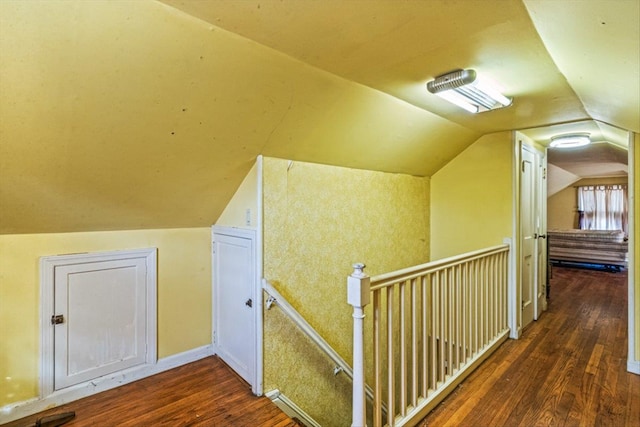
[519,138,547,331]
[516,122,637,374]
[212,226,261,394]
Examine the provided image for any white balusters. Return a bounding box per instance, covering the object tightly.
[351,244,511,427]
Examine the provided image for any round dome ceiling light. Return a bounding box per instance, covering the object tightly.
[549,133,591,148]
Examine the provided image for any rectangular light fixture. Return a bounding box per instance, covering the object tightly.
[426,69,512,113]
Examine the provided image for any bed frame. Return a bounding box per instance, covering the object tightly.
[548,229,628,270]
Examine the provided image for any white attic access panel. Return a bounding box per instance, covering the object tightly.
[40,248,157,396]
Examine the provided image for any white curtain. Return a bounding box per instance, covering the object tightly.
[577,184,628,234]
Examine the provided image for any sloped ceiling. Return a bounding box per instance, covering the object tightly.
[521,120,630,191]
[0,0,638,234]
[524,0,640,134]
[161,0,639,133]
[549,142,628,178]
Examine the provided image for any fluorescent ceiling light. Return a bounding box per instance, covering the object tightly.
[549,133,591,148]
[426,69,512,113]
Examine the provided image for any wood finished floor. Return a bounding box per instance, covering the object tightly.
[419,265,639,427]
[3,356,299,427]
[4,266,638,427]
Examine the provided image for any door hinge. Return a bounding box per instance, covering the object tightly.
[51,314,64,325]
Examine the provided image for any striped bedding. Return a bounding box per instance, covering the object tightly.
[548,229,628,267]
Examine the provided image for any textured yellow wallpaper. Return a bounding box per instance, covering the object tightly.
[262,157,430,426]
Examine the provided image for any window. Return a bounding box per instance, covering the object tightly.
[577,184,628,234]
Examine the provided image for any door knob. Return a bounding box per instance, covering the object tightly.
[245,298,252,308]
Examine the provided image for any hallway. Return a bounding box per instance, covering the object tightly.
[419,265,639,426]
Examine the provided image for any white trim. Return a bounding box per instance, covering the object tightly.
[265,389,321,427]
[256,155,264,396]
[509,132,521,338]
[39,248,157,399]
[539,149,548,312]
[212,225,260,394]
[628,132,637,374]
[1,345,213,424]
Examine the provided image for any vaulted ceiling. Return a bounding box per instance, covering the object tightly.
[0,0,638,233]
[161,0,639,134]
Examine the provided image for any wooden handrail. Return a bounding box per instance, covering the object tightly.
[370,244,509,290]
[351,243,511,426]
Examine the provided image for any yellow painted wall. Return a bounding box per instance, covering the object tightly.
[0,228,211,406]
[547,176,628,231]
[216,162,259,229]
[430,132,513,259]
[262,157,430,426]
[547,186,578,230]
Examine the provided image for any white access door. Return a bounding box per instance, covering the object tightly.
[521,145,536,329]
[53,257,149,390]
[212,227,257,390]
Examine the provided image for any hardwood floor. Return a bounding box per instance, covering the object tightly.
[3,356,300,427]
[419,265,639,427]
[5,266,638,427]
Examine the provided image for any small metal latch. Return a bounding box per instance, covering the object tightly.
[51,314,64,325]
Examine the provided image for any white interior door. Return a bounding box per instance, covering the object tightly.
[212,227,257,390]
[521,145,536,329]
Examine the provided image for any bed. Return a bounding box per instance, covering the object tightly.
[547,229,628,270]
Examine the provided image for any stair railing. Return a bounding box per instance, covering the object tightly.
[263,279,353,377]
[263,279,378,405]
[349,243,511,427]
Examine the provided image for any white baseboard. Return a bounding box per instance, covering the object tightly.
[628,359,640,375]
[0,345,214,424]
[265,389,320,427]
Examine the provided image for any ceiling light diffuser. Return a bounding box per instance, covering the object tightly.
[426,69,512,113]
[549,133,591,148]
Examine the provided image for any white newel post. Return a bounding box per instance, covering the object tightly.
[348,263,370,427]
